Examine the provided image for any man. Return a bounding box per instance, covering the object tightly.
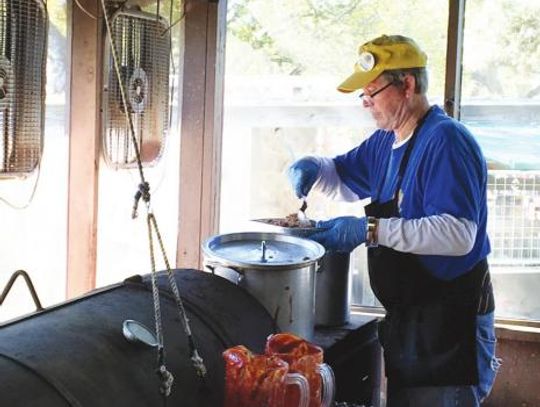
[288,35,500,406]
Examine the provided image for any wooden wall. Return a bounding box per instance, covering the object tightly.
[485,327,540,406]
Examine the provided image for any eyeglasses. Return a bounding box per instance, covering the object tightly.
[358,81,394,100]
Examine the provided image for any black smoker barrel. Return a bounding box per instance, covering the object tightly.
[0,269,277,406]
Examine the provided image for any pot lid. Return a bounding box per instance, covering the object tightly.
[202,232,325,270]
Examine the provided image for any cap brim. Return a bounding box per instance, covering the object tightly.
[337,68,381,93]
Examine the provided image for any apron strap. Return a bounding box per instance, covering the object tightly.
[391,105,435,204]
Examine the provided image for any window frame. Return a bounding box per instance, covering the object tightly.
[65,0,540,328]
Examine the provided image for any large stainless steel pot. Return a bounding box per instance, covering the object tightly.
[202,232,325,341]
[253,220,351,327]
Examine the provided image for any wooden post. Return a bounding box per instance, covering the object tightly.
[177,0,225,269]
[66,0,102,297]
[444,0,466,119]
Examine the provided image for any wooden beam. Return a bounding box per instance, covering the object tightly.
[66,0,102,297]
[444,0,466,119]
[177,0,225,269]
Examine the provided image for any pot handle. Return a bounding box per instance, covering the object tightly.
[204,261,244,285]
[319,363,336,407]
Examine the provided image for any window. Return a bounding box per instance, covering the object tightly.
[220,0,448,306]
[461,0,540,320]
[95,2,183,287]
[0,0,68,321]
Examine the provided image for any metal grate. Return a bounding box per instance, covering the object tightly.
[0,0,47,177]
[487,171,540,267]
[102,9,170,169]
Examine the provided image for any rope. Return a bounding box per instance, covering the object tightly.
[132,181,150,219]
[100,0,147,188]
[146,212,174,398]
[99,0,207,398]
[149,213,207,378]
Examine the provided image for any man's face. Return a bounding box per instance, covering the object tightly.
[361,75,407,131]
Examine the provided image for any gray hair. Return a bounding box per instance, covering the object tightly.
[382,67,428,94]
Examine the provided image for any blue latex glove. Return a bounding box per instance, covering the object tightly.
[287,157,321,198]
[310,216,367,253]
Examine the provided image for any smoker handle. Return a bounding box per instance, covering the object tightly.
[204,262,245,285]
[1,269,43,311]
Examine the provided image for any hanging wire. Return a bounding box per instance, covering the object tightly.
[160,8,185,37]
[0,162,43,209]
[73,0,98,20]
[165,0,178,151]
[0,0,47,209]
[169,0,173,29]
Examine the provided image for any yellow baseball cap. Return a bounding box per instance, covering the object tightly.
[337,34,427,93]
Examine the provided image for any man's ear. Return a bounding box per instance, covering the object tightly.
[403,74,416,97]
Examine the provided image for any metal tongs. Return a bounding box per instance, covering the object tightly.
[297,197,311,227]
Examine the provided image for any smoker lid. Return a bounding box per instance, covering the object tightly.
[202,232,325,270]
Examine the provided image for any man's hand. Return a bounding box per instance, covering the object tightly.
[287,157,321,198]
[310,216,367,252]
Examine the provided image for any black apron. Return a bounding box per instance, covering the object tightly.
[365,107,493,387]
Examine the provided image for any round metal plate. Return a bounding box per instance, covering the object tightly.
[122,319,158,347]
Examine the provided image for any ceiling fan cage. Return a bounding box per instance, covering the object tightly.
[0,0,47,178]
[102,8,171,170]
